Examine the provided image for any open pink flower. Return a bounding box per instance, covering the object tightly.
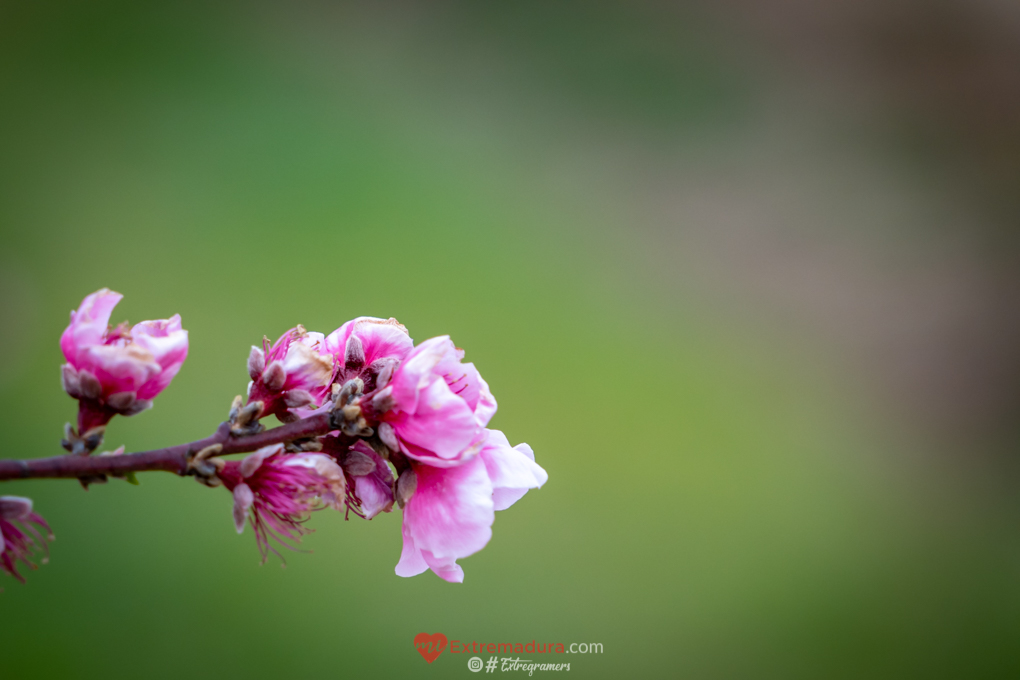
[219,445,346,563]
[247,326,333,422]
[324,316,414,388]
[1,496,53,583]
[374,336,497,468]
[395,429,546,583]
[60,288,188,433]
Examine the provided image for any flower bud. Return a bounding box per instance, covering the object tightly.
[217,445,346,562]
[247,327,333,422]
[60,288,188,436]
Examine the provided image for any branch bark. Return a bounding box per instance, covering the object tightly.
[0,413,335,482]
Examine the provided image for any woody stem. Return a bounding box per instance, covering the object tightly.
[0,412,335,482]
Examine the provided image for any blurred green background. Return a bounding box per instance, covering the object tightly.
[2,1,1019,678]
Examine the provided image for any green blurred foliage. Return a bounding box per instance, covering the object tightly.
[1,2,1018,678]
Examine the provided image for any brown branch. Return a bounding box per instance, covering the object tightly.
[0,413,336,482]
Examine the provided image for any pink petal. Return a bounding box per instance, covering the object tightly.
[473,372,497,426]
[421,549,465,583]
[60,289,123,365]
[395,521,429,577]
[388,336,454,413]
[281,339,333,395]
[480,431,547,511]
[403,456,494,561]
[80,344,162,395]
[447,362,482,415]
[130,323,189,399]
[325,317,413,366]
[392,379,482,463]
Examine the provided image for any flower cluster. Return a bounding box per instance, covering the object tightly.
[30,290,547,586]
[246,326,333,423]
[224,316,547,582]
[1,496,52,583]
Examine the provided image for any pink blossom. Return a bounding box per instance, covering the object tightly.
[395,429,546,583]
[219,445,346,563]
[60,288,188,433]
[1,496,53,583]
[247,326,334,422]
[374,336,497,468]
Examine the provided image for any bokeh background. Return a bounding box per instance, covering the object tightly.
[2,1,1019,677]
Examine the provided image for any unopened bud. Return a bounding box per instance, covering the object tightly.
[78,369,102,400]
[229,395,244,421]
[192,443,223,464]
[61,422,76,452]
[396,468,417,508]
[344,334,365,370]
[283,389,314,408]
[230,399,265,436]
[262,361,286,392]
[61,364,81,398]
[342,449,376,476]
[187,444,225,481]
[81,426,106,453]
[247,346,266,381]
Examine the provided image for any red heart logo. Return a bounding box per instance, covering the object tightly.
[413,632,448,663]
